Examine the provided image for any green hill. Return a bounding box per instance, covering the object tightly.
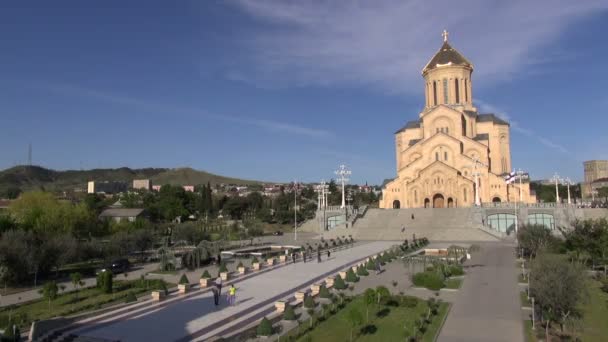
[0,165,263,194]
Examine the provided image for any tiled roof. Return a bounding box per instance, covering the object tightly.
[477,114,509,126]
[395,120,421,134]
[99,208,145,218]
[423,41,473,73]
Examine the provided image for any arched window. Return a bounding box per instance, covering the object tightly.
[443,78,448,104]
[435,152,439,161]
[414,190,418,204]
[463,188,467,202]
[444,152,448,161]
[487,214,517,234]
[464,79,468,102]
[527,214,555,230]
[455,79,460,103]
[433,81,437,106]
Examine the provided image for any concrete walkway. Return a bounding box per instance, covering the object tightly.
[439,242,523,342]
[64,241,396,341]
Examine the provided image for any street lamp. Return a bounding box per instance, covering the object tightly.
[551,173,561,203]
[293,180,298,241]
[562,177,574,205]
[591,189,598,202]
[471,157,483,206]
[334,164,351,209]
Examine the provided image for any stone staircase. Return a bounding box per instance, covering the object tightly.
[352,208,500,241]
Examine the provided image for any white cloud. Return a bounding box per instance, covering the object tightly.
[228,0,607,92]
[41,82,331,138]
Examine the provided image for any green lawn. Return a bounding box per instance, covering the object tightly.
[445,278,462,289]
[0,279,170,331]
[519,291,531,307]
[295,296,449,342]
[518,273,528,283]
[580,280,608,342]
[521,280,608,342]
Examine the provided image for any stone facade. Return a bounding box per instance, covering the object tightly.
[381,33,535,209]
[583,160,608,198]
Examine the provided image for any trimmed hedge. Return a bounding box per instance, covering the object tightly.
[125,292,137,303]
[357,266,369,276]
[179,274,189,285]
[447,265,465,276]
[218,262,228,273]
[412,271,444,291]
[201,270,212,279]
[256,316,274,336]
[319,285,331,298]
[333,275,347,290]
[283,304,296,321]
[304,295,316,309]
[345,269,359,283]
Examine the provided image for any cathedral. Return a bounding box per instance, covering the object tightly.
[380,32,536,209]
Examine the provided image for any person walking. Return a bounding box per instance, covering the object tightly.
[303,250,307,263]
[215,276,223,297]
[401,225,405,233]
[411,213,415,220]
[228,284,236,306]
[326,250,331,259]
[212,287,219,306]
[292,252,296,264]
[317,249,321,263]
[375,259,381,275]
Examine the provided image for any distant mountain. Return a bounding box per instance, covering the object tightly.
[0,165,263,193]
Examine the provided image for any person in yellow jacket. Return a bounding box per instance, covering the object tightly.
[228,284,236,306]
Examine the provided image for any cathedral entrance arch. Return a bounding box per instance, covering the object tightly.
[433,194,445,208]
[447,197,454,208]
[392,200,401,209]
[424,198,430,208]
[492,197,501,203]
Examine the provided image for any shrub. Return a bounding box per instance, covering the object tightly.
[304,294,316,309]
[125,292,137,303]
[96,270,113,294]
[319,285,331,298]
[366,260,376,271]
[412,271,444,291]
[283,304,297,321]
[251,256,259,264]
[237,261,244,268]
[357,266,369,276]
[256,316,274,337]
[201,270,212,279]
[179,274,189,285]
[345,269,359,283]
[218,262,228,274]
[448,265,464,276]
[334,275,347,290]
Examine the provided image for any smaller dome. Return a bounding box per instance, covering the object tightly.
[422,39,473,74]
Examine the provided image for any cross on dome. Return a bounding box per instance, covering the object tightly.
[442,29,449,42]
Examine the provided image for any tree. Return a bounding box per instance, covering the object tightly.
[517,224,557,259]
[363,288,376,322]
[375,286,390,304]
[0,214,16,236]
[346,307,363,342]
[40,281,59,311]
[131,229,154,262]
[530,253,588,339]
[70,272,84,297]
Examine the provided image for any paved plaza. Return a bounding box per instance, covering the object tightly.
[63,241,395,341]
[439,242,523,342]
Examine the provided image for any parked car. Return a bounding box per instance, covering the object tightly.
[107,258,131,274]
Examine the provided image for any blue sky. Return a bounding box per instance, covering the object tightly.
[1,1,607,184]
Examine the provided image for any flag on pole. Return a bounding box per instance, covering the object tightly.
[504,171,516,184]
